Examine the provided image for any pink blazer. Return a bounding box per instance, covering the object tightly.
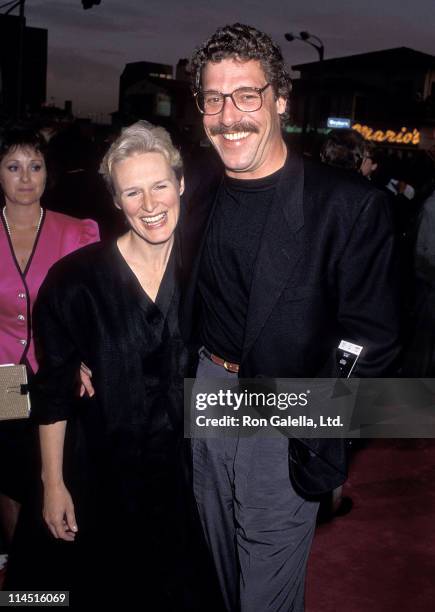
[0,209,99,373]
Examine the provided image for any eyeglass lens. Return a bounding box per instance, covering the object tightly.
[198,87,264,114]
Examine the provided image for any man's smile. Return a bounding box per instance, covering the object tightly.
[222,132,251,141]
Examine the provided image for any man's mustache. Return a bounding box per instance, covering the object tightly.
[209,122,259,136]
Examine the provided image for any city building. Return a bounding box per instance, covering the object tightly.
[289,47,435,157]
[115,60,200,147]
[0,14,47,117]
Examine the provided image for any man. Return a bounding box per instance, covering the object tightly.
[180,23,400,612]
[320,128,379,179]
[359,141,379,180]
[402,180,435,376]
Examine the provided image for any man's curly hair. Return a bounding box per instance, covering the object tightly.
[190,23,292,121]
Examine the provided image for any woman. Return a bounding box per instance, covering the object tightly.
[27,122,211,609]
[0,127,99,554]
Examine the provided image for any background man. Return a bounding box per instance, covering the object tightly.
[181,23,400,612]
[320,127,379,179]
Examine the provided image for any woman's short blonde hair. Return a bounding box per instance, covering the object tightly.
[100,120,183,194]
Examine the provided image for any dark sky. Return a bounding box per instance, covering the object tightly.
[24,0,435,122]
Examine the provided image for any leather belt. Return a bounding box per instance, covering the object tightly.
[202,347,240,374]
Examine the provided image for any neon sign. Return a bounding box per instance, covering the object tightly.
[352,124,420,145]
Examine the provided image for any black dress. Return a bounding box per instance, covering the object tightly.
[8,240,215,609]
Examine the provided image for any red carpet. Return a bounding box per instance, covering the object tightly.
[306,440,435,611]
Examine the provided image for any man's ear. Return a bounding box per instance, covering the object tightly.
[276,96,287,115]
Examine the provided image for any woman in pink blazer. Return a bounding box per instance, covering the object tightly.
[0,126,99,557]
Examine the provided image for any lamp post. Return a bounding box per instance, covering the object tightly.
[284,31,325,141]
[284,31,324,62]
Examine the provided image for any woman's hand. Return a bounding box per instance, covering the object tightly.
[43,481,78,541]
[79,362,95,397]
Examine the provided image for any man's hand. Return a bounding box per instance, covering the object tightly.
[79,362,95,397]
[43,481,78,541]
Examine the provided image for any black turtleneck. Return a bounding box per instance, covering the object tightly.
[198,167,282,362]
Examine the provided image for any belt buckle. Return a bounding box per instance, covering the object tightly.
[223,360,232,372]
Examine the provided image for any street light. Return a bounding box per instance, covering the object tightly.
[284,31,324,61]
[82,0,101,8]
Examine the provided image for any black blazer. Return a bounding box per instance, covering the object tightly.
[180,150,400,494]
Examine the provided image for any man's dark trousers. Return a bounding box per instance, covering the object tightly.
[192,352,319,612]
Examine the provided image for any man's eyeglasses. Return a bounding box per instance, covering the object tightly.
[195,84,271,115]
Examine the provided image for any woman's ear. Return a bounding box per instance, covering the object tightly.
[179,176,185,196]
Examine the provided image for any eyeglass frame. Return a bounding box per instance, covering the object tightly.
[194,83,271,115]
